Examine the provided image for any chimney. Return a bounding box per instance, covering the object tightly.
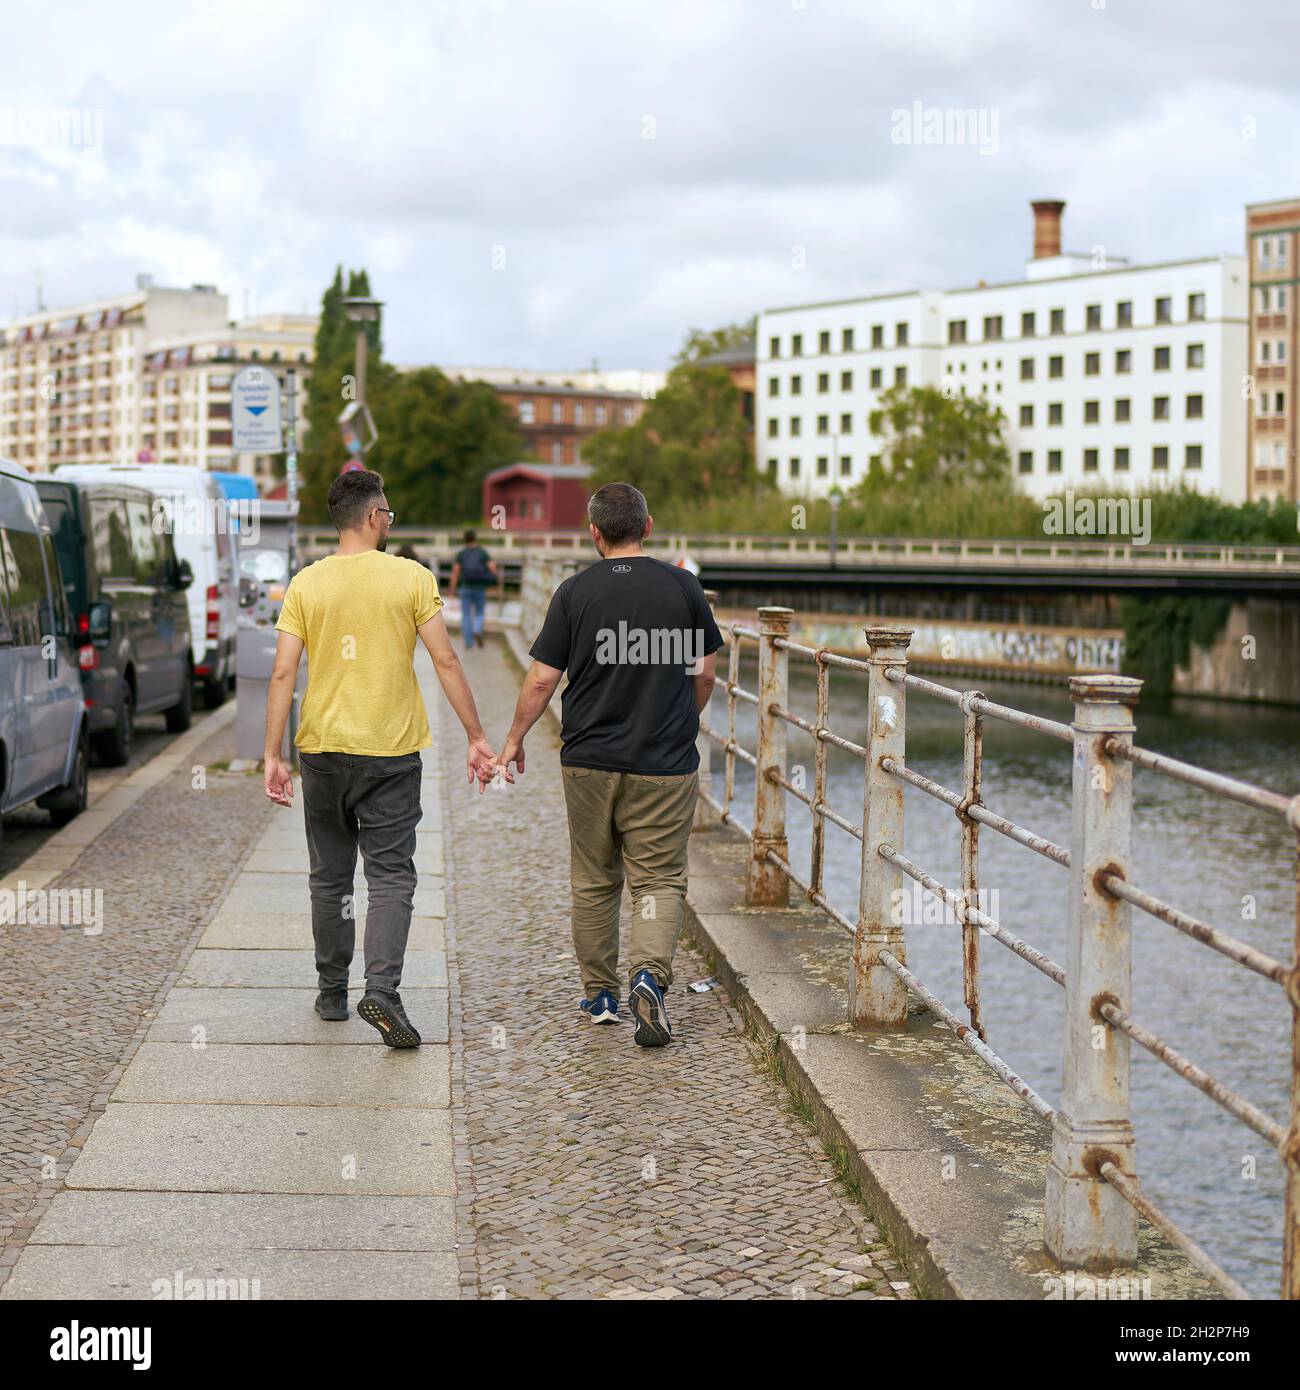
[1030,199,1066,259]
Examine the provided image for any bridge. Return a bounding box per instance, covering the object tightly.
[300,527,1300,594]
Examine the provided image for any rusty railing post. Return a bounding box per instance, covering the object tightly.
[1045,673,1143,1269]
[746,606,792,907]
[851,627,912,1029]
[1285,806,1300,1299]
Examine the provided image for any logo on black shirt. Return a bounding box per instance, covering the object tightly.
[612,564,632,573]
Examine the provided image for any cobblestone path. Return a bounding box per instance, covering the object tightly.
[443,639,912,1300]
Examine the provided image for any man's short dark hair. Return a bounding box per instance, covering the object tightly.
[327,469,385,532]
[588,482,648,546]
[462,528,477,544]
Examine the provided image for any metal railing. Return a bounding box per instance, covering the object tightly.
[298,526,1300,575]
[699,604,1300,1300]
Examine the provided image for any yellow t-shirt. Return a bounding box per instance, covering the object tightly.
[275,551,443,755]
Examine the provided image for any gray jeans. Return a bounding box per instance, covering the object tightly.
[298,750,424,993]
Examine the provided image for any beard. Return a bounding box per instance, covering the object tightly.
[377,536,388,552]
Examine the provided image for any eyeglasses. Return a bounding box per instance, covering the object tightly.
[373,508,396,525]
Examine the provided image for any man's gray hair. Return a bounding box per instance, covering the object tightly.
[588,482,648,546]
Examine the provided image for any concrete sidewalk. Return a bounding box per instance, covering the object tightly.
[1,672,457,1301]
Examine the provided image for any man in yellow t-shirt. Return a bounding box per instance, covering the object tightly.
[264,468,495,1048]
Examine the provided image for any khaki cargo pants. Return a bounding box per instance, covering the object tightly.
[560,766,699,1000]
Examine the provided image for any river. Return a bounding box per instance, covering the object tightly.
[709,653,1298,1298]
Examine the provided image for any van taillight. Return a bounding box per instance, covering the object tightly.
[79,645,98,671]
[75,612,90,646]
[206,583,220,639]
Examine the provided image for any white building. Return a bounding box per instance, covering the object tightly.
[756,202,1249,501]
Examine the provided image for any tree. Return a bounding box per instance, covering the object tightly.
[865,384,1011,490]
[584,360,765,514]
[675,317,756,365]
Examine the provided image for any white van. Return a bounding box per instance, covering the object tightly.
[52,464,238,708]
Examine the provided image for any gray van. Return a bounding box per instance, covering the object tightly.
[36,475,193,765]
[0,458,89,833]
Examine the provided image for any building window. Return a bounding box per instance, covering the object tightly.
[1019,403,1034,427]
[840,456,852,477]
[551,401,564,422]
[790,334,803,357]
[769,336,780,358]
[1154,346,1170,370]
[817,415,829,435]
[790,417,802,437]
[1048,402,1063,425]
[1153,445,1169,471]
[1117,301,1132,327]
[1021,311,1036,338]
[551,442,562,464]
[791,375,802,396]
[818,372,829,393]
[817,456,829,477]
[947,320,967,345]
[1153,396,1170,420]
[767,457,778,475]
[1020,357,1035,381]
[870,368,882,388]
[1186,394,1203,419]
[1115,349,1131,374]
[840,370,853,390]
[1086,304,1102,330]
[983,315,1003,341]
[1155,296,1172,324]
[1084,352,1100,376]
[1048,355,1064,379]
[1018,450,1033,474]
[574,403,585,425]
[1188,292,1205,321]
[768,377,780,397]
[896,322,909,346]
[894,365,907,386]
[789,457,801,477]
[1083,448,1099,472]
[819,331,831,353]
[1187,343,1204,369]
[840,412,852,433]
[1115,398,1131,422]
[1114,447,1130,472]
[767,419,779,438]
[842,328,854,351]
[1047,449,1063,473]
[1050,307,1065,335]
[872,325,884,348]
[1084,400,1100,424]
[1185,444,1202,470]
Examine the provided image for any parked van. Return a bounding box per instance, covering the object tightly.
[35,475,194,765]
[0,458,89,834]
[52,464,238,708]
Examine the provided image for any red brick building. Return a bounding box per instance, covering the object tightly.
[492,383,646,466]
[483,462,592,531]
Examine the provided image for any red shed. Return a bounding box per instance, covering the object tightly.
[483,462,592,531]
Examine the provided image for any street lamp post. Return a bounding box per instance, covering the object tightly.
[340,296,383,462]
[828,484,843,569]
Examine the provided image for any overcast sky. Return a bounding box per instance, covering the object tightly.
[3,0,1300,372]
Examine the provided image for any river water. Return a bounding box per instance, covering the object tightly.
[709,654,1298,1298]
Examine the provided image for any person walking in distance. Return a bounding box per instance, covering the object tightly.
[448,528,498,651]
[494,482,721,1047]
[264,469,496,1047]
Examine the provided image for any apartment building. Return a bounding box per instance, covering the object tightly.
[0,281,229,470]
[0,284,316,483]
[140,312,317,483]
[757,202,1249,501]
[1245,198,1299,503]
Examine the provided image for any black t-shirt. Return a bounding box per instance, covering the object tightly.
[455,546,494,587]
[529,556,724,774]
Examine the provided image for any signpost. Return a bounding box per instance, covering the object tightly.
[231,365,283,454]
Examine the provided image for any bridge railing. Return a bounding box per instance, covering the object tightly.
[699,603,1300,1300]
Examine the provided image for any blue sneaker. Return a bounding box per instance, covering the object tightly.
[629,970,672,1047]
[580,990,620,1024]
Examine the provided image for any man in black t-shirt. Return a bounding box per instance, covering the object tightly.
[495,482,722,1047]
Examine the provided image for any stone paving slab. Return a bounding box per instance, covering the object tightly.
[219,880,447,918]
[64,1102,454,1195]
[28,1190,456,1251]
[0,1245,458,1300]
[199,913,446,952]
[146,987,450,1045]
[115,1042,450,1108]
[179,948,448,989]
[244,844,446,874]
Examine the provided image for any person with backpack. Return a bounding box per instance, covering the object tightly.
[449,529,498,650]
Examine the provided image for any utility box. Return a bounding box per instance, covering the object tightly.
[235,501,306,762]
